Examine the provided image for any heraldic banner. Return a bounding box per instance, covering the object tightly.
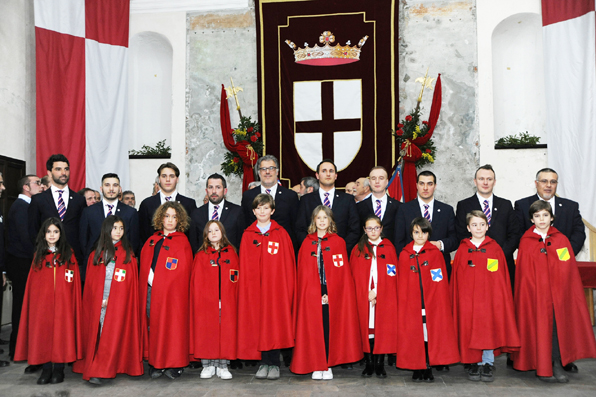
[256,0,398,187]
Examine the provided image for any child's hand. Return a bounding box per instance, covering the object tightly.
[368,290,377,303]
[102,299,108,308]
[322,294,328,305]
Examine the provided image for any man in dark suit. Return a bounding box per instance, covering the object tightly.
[357,166,401,243]
[28,154,86,266]
[514,168,585,256]
[455,164,521,288]
[79,173,140,268]
[295,159,360,254]
[189,173,245,253]
[138,162,197,245]
[0,173,9,367]
[5,175,42,368]
[241,155,299,249]
[514,168,585,374]
[394,170,458,276]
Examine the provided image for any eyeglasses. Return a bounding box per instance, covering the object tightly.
[365,226,381,232]
[537,179,558,185]
[259,166,277,173]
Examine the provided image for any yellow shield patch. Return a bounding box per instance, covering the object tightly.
[556,247,570,261]
[487,259,498,272]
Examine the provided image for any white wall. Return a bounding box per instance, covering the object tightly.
[0,1,36,172]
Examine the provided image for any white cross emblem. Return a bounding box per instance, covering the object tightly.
[64,269,73,283]
[114,268,126,282]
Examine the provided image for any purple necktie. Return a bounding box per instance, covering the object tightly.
[423,204,431,222]
[57,190,66,221]
[323,193,331,208]
[265,189,271,195]
[483,200,491,226]
[374,199,382,218]
[165,196,172,201]
[107,204,114,216]
[212,205,219,221]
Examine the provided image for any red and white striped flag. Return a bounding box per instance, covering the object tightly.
[35,0,130,191]
[542,0,596,226]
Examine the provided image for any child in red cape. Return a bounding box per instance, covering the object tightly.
[237,194,295,380]
[451,210,520,382]
[139,202,193,380]
[395,217,460,382]
[190,220,239,380]
[73,216,143,385]
[512,200,596,383]
[291,205,362,380]
[350,215,398,378]
[15,217,82,385]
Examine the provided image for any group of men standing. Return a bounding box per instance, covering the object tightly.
[0,152,586,374]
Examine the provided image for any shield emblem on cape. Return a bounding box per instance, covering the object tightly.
[230,269,239,283]
[332,254,344,267]
[268,241,279,255]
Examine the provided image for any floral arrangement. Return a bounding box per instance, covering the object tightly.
[220,116,263,177]
[392,107,437,168]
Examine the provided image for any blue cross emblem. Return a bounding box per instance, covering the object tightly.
[431,268,443,282]
[386,264,396,276]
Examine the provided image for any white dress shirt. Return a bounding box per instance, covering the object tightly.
[371,194,388,220]
[160,190,178,204]
[50,185,70,210]
[103,199,118,218]
[319,187,336,208]
[208,199,225,220]
[260,184,278,198]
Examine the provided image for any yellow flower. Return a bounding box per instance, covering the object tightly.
[413,130,418,139]
[235,129,247,137]
[422,153,434,163]
[415,125,421,133]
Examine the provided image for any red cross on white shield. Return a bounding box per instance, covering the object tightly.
[333,254,344,267]
[268,241,279,255]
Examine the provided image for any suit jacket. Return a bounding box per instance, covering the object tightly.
[455,194,521,259]
[295,189,360,254]
[356,195,401,243]
[138,193,197,245]
[241,186,299,248]
[514,194,585,255]
[28,188,86,261]
[79,201,140,260]
[0,206,4,272]
[189,200,245,253]
[393,198,458,274]
[6,198,34,259]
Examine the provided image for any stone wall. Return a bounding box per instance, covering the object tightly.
[186,8,257,205]
[399,0,478,207]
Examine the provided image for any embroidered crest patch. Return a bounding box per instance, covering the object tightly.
[268,241,279,255]
[487,259,498,272]
[430,268,443,282]
[65,269,74,283]
[114,268,126,282]
[556,247,570,261]
[386,264,396,276]
[230,269,239,282]
[165,257,178,270]
[333,254,344,267]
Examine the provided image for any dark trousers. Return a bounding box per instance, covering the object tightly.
[5,254,31,357]
[261,350,281,366]
[552,311,561,361]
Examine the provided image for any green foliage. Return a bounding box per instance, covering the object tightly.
[129,139,171,156]
[392,107,437,168]
[220,116,263,178]
[495,132,541,147]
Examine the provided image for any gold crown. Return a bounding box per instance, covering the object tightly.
[285,31,368,66]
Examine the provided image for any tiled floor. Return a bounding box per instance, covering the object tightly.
[1,326,595,397]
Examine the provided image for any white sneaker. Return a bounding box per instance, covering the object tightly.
[200,366,216,379]
[312,371,323,380]
[217,367,233,380]
[322,368,333,380]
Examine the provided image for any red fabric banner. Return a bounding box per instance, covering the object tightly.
[542,0,595,26]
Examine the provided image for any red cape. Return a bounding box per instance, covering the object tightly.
[190,246,239,360]
[15,251,83,365]
[73,242,143,379]
[350,239,398,354]
[139,231,193,368]
[512,227,596,376]
[237,221,295,359]
[395,241,460,369]
[451,237,520,363]
[290,233,363,374]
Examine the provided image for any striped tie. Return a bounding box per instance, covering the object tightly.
[374,199,382,218]
[107,204,114,216]
[323,192,331,208]
[483,200,491,226]
[57,190,66,221]
[165,196,172,201]
[265,189,271,195]
[212,205,219,220]
[423,204,431,222]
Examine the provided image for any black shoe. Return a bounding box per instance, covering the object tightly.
[230,360,243,370]
[149,366,165,379]
[164,367,184,380]
[553,361,569,383]
[480,364,494,382]
[0,360,9,367]
[88,377,103,385]
[361,353,374,377]
[563,362,578,373]
[468,363,480,381]
[341,363,354,370]
[434,365,449,371]
[374,355,387,378]
[507,356,514,368]
[37,367,52,385]
[25,364,42,374]
[412,370,424,382]
[283,354,292,367]
[188,361,202,369]
[387,354,396,367]
[50,367,64,384]
[423,368,434,382]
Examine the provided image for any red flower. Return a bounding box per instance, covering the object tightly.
[256,132,261,138]
[232,157,239,163]
[422,120,429,125]
[396,129,404,136]
[397,123,404,128]
[426,149,431,153]
[250,135,258,142]
[247,127,254,133]
[405,115,412,122]
[230,128,235,134]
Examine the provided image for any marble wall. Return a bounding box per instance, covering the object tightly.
[186,9,257,205]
